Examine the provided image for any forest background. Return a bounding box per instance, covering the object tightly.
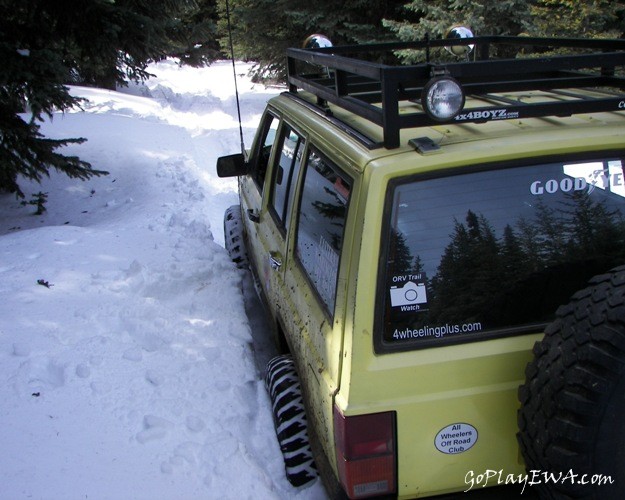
[2,0,625,198]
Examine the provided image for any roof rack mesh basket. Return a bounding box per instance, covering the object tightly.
[286,36,625,148]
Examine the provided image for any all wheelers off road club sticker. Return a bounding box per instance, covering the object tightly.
[435,423,478,455]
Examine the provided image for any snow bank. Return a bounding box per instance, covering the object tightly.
[0,61,325,499]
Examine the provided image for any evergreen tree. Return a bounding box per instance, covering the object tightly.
[412,254,425,275]
[515,217,544,273]
[218,0,624,79]
[383,0,532,63]
[275,0,407,45]
[430,219,472,321]
[528,0,625,38]
[1,0,217,198]
[560,191,625,262]
[531,199,575,265]
[217,0,292,80]
[217,0,406,80]
[163,0,222,68]
[55,0,207,89]
[501,224,530,281]
[0,0,105,197]
[388,229,414,274]
[430,211,502,323]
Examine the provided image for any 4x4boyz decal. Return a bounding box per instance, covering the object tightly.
[454,108,520,122]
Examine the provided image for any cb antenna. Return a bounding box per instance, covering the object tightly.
[225,0,246,158]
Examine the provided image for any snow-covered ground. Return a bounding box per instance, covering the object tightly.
[0,61,326,500]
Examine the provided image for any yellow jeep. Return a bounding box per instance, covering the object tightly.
[219,33,625,499]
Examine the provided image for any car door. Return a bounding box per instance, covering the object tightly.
[281,144,355,459]
[245,118,306,315]
[239,110,279,292]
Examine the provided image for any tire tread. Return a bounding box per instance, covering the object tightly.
[265,355,318,487]
[517,265,625,498]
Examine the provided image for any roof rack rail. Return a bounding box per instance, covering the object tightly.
[286,35,625,148]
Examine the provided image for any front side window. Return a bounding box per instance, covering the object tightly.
[251,112,279,192]
[269,124,304,230]
[377,156,625,351]
[296,148,352,315]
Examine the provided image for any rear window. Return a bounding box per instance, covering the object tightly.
[376,156,625,352]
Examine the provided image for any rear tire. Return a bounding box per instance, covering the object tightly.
[223,205,248,268]
[518,265,625,499]
[265,355,318,487]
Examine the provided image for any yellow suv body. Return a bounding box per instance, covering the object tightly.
[219,35,625,498]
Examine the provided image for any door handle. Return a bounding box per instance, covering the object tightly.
[269,253,282,270]
[247,209,260,223]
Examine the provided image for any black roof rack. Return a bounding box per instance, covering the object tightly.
[286,36,625,148]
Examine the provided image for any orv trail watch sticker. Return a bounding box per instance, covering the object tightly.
[389,273,428,312]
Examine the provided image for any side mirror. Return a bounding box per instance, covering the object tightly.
[217,153,249,178]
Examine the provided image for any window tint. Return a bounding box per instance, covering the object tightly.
[252,113,279,192]
[269,125,304,230]
[378,157,625,350]
[296,148,352,314]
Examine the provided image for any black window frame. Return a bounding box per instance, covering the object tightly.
[294,145,353,319]
[374,150,625,354]
[268,122,305,234]
[249,110,280,193]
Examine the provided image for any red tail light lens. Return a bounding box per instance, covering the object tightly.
[333,406,397,498]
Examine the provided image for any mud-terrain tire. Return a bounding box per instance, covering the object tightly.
[518,265,625,499]
[223,205,248,268]
[265,355,318,487]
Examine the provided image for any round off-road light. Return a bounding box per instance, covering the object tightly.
[421,77,465,122]
[444,25,475,57]
[302,34,333,49]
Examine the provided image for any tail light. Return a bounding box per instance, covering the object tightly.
[333,406,397,498]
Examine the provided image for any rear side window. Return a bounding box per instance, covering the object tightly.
[376,156,625,352]
[296,147,352,315]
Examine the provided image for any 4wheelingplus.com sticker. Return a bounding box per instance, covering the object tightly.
[387,273,483,342]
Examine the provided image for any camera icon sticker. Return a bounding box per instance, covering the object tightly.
[389,276,428,311]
